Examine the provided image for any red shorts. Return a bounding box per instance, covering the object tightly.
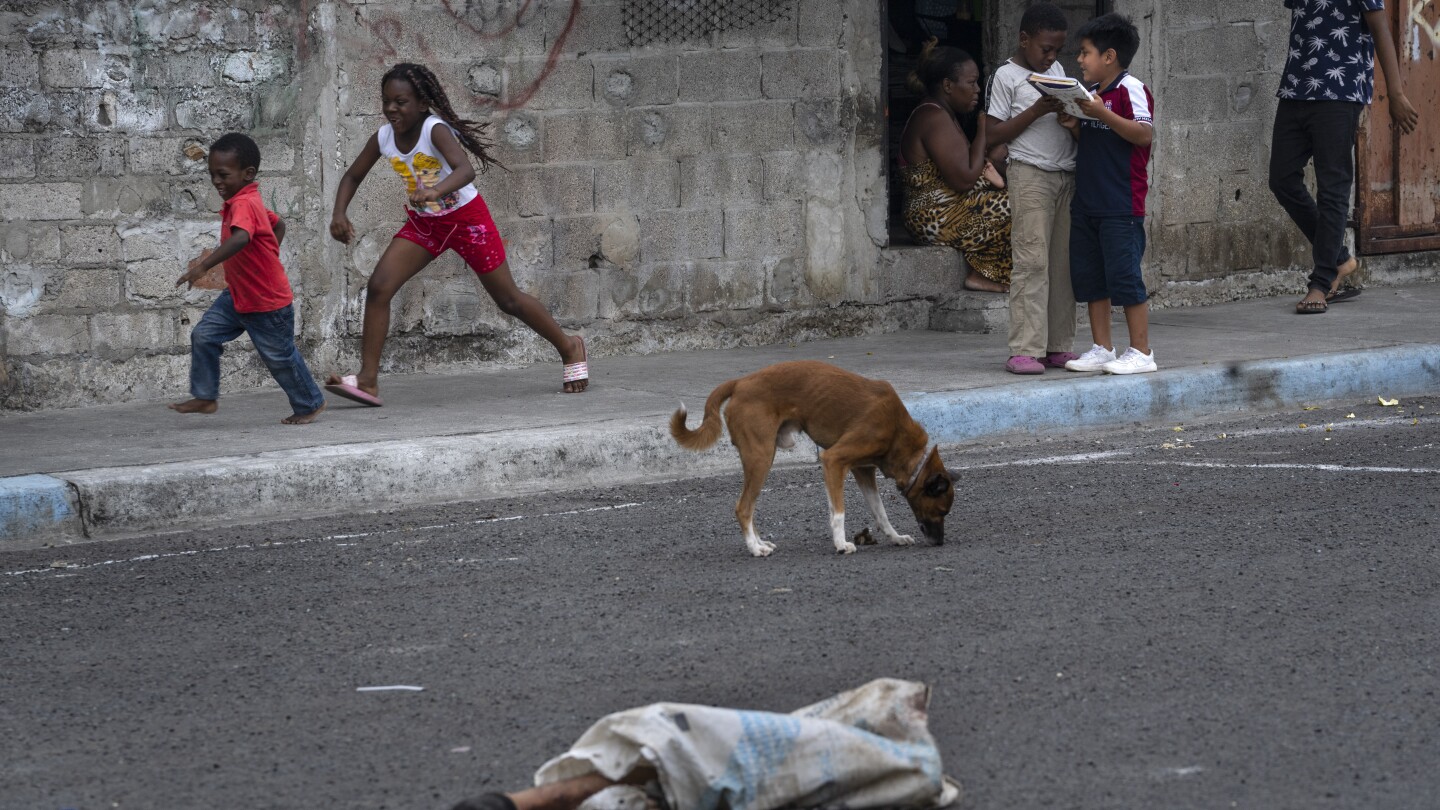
[394,196,507,275]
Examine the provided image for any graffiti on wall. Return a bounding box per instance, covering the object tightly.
[1410,0,1439,56]
[298,0,579,110]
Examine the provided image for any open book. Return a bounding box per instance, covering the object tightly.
[1027,73,1096,119]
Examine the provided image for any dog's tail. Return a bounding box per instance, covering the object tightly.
[669,379,737,451]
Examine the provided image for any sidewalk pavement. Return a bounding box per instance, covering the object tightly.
[4,284,1439,549]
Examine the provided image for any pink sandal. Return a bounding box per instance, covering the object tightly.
[325,374,383,407]
[562,338,589,393]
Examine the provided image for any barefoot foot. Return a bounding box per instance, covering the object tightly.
[1330,256,1358,295]
[282,403,325,425]
[168,398,217,414]
[963,272,1009,294]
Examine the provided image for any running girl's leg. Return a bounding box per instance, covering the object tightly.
[332,237,434,397]
[476,260,588,393]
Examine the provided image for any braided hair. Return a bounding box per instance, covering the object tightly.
[382,62,502,172]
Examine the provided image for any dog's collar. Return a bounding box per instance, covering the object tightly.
[900,444,934,496]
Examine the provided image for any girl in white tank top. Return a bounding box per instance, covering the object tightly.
[326,63,590,402]
[377,113,479,216]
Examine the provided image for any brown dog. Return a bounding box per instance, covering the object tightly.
[670,360,954,557]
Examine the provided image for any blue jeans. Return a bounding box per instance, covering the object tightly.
[189,291,325,415]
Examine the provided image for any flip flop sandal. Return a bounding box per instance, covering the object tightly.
[1327,285,1362,303]
[324,373,384,406]
[562,337,589,393]
[1295,299,1328,314]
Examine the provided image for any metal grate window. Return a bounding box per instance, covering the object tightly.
[623,0,796,46]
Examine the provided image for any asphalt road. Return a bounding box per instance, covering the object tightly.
[3,396,1437,810]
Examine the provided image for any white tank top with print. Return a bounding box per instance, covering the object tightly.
[378,114,479,217]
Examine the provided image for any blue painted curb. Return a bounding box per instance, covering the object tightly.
[0,474,83,545]
[905,344,1440,444]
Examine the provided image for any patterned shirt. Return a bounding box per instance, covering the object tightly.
[1278,0,1384,103]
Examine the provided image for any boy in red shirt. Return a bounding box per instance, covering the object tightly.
[170,133,326,424]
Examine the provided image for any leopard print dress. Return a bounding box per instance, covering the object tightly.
[901,158,1013,285]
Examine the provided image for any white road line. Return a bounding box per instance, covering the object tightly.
[1158,461,1440,474]
[3,502,644,578]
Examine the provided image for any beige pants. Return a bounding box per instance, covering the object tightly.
[1006,162,1077,358]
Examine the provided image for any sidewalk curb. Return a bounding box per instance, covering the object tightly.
[907,344,1440,444]
[0,475,83,545]
[4,344,1437,549]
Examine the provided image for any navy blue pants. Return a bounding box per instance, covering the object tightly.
[1069,213,1148,307]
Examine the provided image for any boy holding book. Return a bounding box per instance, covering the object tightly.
[1060,13,1157,375]
[985,2,1077,375]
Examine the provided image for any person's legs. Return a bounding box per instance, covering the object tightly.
[1304,101,1363,298]
[1268,100,1318,248]
[1069,211,1111,350]
[475,261,588,393]
[1098,216,1149,353]
[239,304,327,423]
[1006,162,1055,359]
[1044,170,1077,355]
[171,291,243,414]
[339,237,435,396]
[1269,100,1364,308]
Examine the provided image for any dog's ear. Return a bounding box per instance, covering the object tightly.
[923,472,950,497]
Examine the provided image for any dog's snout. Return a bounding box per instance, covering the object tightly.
[921,521,944,545]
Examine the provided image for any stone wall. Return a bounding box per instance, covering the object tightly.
[1133,0,1321,302]
[1,1,315,409]
[3,0,956,410]
[2,1,1436,410]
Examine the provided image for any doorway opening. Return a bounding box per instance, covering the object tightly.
[883,0,988,244]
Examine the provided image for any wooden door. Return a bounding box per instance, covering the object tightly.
[1357,0,1440,254]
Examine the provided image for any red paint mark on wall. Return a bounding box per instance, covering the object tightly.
[298,0,579,111]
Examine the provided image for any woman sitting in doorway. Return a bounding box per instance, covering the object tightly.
[899,39,1012,293]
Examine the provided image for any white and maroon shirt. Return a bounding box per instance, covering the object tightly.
[1074,71,1153,218]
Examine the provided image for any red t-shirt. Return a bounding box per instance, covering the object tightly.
[220,183,293,313]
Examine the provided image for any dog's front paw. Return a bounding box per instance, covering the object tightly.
[835,541,857,555]
[748,539,776,557]
[888,532,915,546]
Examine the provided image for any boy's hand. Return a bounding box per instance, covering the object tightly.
[1389,92,1418,135]
[1074,95,1105,120]
[1057,112,1079,133]
[177,253,211,289]
[1032,95,1064,117]
[329,215,355,244]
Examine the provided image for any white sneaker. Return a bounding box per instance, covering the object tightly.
[1101,347,1158,375]
[1065,344,1117,372]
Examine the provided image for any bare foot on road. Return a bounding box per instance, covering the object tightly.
[282,403,325,425]
[168,398,217,414]
[963,271,1010,294]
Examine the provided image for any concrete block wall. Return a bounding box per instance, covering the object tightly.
[0,1,315,409]
[9,1,1431,410]
[1129,0,1318,303]
[315,0,929,378]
